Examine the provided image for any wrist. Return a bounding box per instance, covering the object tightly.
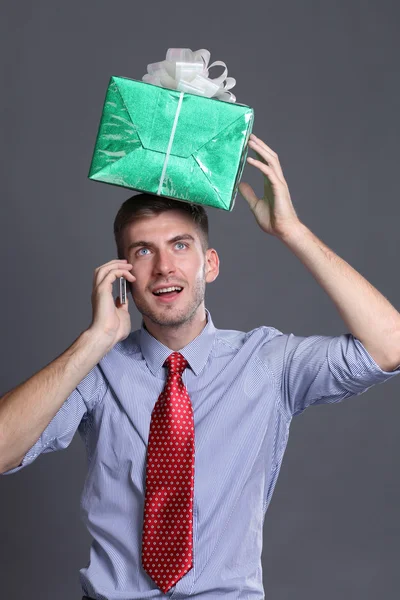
[82,326,116,354]
[278,221,308,244]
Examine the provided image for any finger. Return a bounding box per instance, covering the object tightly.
[94,260,131,282]
[238,182,259,211]
[94,259,129,274]
[94,263,133,285]
[249,144,285,183]
[250,134,277,157]
[249,136,285,181]
[251,150,285,185]
[96,267,136,289]
[247,157,283,188]
[116,295,129,310]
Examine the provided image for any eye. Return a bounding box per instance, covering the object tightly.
[175,242,187,250]
[137,248,150,256]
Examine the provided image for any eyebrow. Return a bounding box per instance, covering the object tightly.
[126,233,196,252]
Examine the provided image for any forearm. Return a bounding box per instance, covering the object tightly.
[0,328,112,473]
[280,223,400,371]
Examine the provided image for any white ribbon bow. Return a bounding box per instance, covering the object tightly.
[142,47,236,103]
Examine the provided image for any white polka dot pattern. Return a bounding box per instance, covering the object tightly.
[141,351,195,594]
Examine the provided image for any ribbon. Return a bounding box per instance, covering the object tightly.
[142,47,237,103]
[157,91,185,195]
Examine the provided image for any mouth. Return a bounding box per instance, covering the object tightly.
[152,287,184,303]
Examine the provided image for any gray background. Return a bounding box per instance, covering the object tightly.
[1,1,399,598]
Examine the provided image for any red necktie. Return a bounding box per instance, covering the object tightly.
[142,351,195,593]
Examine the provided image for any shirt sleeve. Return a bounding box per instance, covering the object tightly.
[260,329,400,419]
[0,364,107,475]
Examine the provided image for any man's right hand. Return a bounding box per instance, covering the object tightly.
[0,258,137,474]
[88,259,136,346]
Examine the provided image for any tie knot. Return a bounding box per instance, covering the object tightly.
[164,351,188,375]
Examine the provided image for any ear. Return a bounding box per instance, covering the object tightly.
[205,248,219,283]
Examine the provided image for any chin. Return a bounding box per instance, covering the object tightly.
[134,295,204,328]
[144,309,192,328]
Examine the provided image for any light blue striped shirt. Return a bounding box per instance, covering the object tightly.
[2,308,400,599]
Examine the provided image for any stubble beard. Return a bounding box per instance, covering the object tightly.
[131,264,206,328]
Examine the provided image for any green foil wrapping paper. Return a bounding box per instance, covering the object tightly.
[88,76,254,210]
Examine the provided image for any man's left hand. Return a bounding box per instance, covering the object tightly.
[239,133,301,238]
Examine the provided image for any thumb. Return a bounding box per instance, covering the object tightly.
[238,182,259,211]
[115,295,128,310]
[115,294,129,312]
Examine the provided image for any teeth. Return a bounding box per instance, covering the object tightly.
[154,286,182,295]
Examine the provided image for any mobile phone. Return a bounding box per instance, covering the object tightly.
[119,277,127,304]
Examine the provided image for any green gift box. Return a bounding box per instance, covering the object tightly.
[88,76,254,211]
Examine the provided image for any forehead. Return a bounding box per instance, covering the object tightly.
[123,210,200,243]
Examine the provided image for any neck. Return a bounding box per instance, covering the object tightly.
[142,305,208,351]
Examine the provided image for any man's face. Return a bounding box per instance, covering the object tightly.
[123,210,219,328]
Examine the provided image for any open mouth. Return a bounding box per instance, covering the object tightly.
[152,287,184,302]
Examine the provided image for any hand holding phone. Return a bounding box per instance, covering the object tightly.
[88,260,135,345]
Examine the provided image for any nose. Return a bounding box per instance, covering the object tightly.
[152,248,176,277]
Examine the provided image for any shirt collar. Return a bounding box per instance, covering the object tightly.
[139,308,216,376]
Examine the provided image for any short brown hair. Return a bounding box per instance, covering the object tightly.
[113,193,209,260]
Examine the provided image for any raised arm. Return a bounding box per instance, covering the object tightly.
[0,259,135,473]
[239,133,400,372]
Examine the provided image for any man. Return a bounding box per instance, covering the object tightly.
[1,133,399,599]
